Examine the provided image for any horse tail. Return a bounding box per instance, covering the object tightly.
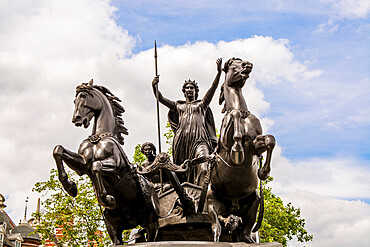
[252,179,264,232]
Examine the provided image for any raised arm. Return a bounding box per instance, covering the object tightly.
[152,76,176,110]
[203,58,222,106]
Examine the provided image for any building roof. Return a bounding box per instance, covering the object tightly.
[11,223,41,241]
[0,194,15,230]
[0,193,41,246]
[0,212,15,233]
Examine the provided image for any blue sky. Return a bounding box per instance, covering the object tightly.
[0,1,369,246]
[111,0,370,161]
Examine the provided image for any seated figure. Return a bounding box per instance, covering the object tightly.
[140,142,171,192]
[141,142,160,183]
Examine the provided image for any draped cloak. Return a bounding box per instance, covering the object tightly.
[168,100,217,169]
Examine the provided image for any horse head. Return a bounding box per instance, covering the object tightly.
[72,79,102,128]
[53,80,158,244]
[223,58,253,88]
[209,58,276,243]
[72,79,127,145]
[218,58,254,164]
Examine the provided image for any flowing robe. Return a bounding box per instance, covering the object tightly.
[168,100,217,183]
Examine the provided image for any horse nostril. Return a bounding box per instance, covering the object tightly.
[73,115,81,123]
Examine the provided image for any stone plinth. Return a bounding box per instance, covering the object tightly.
[125,241,282,247]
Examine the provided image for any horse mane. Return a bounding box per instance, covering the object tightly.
[76,83,128,145]
[93,85,129,145]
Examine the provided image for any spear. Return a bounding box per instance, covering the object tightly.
[154,40,163,192]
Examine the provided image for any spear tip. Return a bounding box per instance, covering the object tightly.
[154,40,157,57]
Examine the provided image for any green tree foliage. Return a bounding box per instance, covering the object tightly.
[164,121,173,155]
[133,143,145,166]
[35,124,312,247]
[259,177,313,246]
[154,124,313,246]
[32,168,110,246]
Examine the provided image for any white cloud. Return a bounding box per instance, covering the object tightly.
[0,0,136,223]
[271,146,370,199]
[268,148,370,246]
[356,23,370,35]
[331,0,370,19]
[0,1,369,247]
[315,0,370,33]
[0,0,316,222]
[314,0,370,19]
[256,142,370,246]
[315,19,340,33]
[217,37,322,85]
[282,191,370,247]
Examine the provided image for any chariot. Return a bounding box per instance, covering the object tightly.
[53,54,275,245]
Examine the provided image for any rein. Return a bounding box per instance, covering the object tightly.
[225,109,250,118]
[215,153,250,169]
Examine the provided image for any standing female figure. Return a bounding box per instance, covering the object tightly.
[152,58,222,186]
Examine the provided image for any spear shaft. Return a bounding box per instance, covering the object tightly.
[154,41,163,192]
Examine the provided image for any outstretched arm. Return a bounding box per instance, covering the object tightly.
[152,76,176,110]
[203,58,222,106]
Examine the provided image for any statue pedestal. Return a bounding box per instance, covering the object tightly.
[125,242,282,246]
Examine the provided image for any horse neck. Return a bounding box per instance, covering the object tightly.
[92,92,116,136]
[223,76,248,112]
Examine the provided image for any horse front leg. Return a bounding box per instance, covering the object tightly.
[253,135,275,180]
[145,220,158,242]
[230,110,244,164]
[239,193,259,243]
[53,145,86,197]
[92,160,116,208]
[103,209,124,246]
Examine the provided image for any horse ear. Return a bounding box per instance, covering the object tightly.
[222,59,230,72]
[88,79,94,86]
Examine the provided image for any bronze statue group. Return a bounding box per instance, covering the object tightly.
[53,57,275,245]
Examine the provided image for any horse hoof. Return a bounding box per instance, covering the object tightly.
[258,168,270,180]
[239,234,255,243]
[63,180,77,197]
[225,215,242,233]
[103,195,116,208]
[231,150,244,164]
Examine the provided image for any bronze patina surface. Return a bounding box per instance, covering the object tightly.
[152,58,222,187]
[125,241,282,247]
[207,58,275,242]
[53,56,276,246]
[53,80,159,245]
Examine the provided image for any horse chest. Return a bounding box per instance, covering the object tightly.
[79,140,114,163]
[211,161,259,198]
[242,116,260,142]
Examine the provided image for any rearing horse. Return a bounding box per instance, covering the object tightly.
[207,58,275,242]
[52,79,159,245]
